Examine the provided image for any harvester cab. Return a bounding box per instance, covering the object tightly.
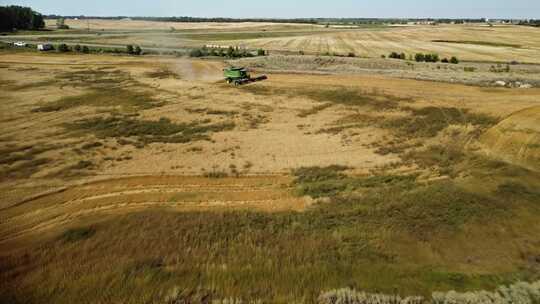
[223,66,267,86]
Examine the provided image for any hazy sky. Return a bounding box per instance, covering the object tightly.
[1,0,539,18]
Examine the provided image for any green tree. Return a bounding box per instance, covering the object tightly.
[450,56,459,64]
[73,44,81,52]
[134,45,142,55]
[415,53,425,62]
[126,45,134,54]
[82,45,90,54]
[0,6,45,31]
[31,13,44,29]
[189,48,203,57]
[257,49,266,56]
[226,46,235,58]
[56,17,69,29]
[57,43,70,52]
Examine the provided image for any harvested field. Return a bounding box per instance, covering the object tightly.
[1,45,540,304]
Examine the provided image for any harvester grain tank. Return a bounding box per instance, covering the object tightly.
[223,67,267,86]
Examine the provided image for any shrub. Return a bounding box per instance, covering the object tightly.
[441,58,449,63]
[57,43,70,52]
[450,56,459,64]
[348,52,356,57]
[126,44,134,54]
[424,53,439,62]
[464,67,476,72]
[56,17,69,29]
[319,288,424,304]
[257,48,266,56]
[73,44,81,52]
[134,45,142,55]
[82,45,89,53]
[415,53,425,62]
[389,51,401,59]
[189,48,204,57]
[227,46,235,57]
[319,280,540,304]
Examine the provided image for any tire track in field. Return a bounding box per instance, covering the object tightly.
[0,175,307,244]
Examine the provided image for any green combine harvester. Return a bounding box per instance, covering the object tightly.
[223,67,267,86]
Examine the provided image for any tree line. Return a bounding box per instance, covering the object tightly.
[0,5,45,32]
[41,15,500,26]
[387,51,459,64]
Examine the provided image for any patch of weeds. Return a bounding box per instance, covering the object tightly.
[67,116,235,145]
[374,181,505,236]
[206,109,239,116]
[71,160,93,170]
[0,143,57,181]
[298,103,333,118]
[11,79,58,91]
[229,164,240,177]
[243,86,406,111]
[59,227,96,243]
[293,165,349,184]
[55,69,133,89]
[243,161,253,171]
[53,160,94,178]
[186,146,203,152]
[204,171,229,178]
[496,181,540,201]
[383,106,498,139]
[317,113,378,135]
[185,108,207,114]
[117,138,136,146]
[144,68,180,79]
[293,166,417,198]
[81,142,103,150]
[242,113,268,129]
[66,117,234,144]
[403,145,465,176]
[317,123,367,135]
[32,88,163,112]
[0,158,50,181]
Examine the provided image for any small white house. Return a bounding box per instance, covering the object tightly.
[37,44,53,51]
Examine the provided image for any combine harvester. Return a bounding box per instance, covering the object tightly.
[223,67,267,86]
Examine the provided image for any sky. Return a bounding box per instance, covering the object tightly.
[1,0,539,19]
